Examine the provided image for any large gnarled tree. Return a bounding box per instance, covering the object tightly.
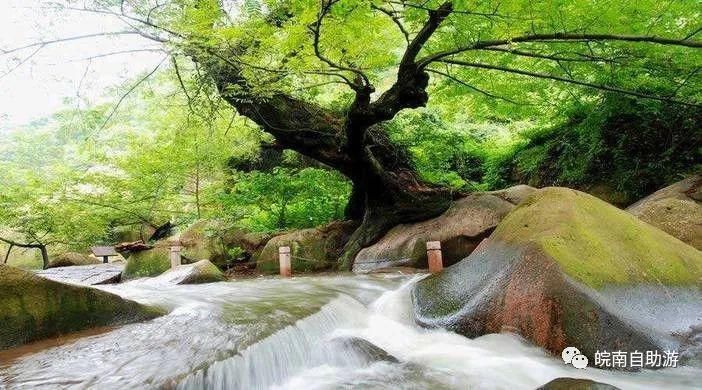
[8,0,701,268]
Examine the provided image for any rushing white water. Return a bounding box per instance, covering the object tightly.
[1,274,700,389]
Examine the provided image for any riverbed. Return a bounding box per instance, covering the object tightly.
[0,274,700,389]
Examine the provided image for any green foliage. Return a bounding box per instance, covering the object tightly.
[215,167,350,232]
[2,0,701,254]
[482,96,702,204]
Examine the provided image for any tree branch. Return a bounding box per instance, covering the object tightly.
[309,0,370,89]
[356,1,453,125]
[1,31,147,56]
[371,4,409,43]
[0,45,44,80]
[401,2,454,69]
[387,1,512,20]
[4,243,13,264]
[89,56,167,138]
[438,59,701,107]
[478,47,619,63]
[419,33,702,67]
[0,237,43,249]
[426,68,528,105]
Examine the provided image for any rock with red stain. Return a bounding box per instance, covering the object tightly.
[412,187,702,365]
[353,188,532,273]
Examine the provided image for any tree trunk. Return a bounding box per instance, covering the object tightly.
[336,125,452,268]
[39,245,49,270]
[0,238,51,270]
[197,26,454,269]
[181,1,462,269]
[214,94,451,269]
[3,243,13,264]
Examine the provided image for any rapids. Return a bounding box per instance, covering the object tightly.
[0,274,700,389]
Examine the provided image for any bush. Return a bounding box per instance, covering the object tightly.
[481,96,701,205]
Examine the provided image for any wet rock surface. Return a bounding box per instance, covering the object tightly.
[413,187,702,363]
[179,221,276,270]
[35,263,125,285]
[329,336,399,363]
[0,265,162,350]
[537,377,620,390]
[152,260,225,285]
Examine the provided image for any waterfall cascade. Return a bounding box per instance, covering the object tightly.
[1,274,700,390]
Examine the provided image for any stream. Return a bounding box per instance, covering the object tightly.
[0,273,700,389]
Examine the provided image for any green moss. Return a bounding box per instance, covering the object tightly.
[123,248,170,279]
[493,188,702,288]
[47,252,101,268]
[0,265,163,349]
[184,260,226,284]
[257,227,342,274]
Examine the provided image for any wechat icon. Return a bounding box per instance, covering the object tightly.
[562,346,588,369]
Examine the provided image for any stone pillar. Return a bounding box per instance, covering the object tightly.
[279,246,291,278]
[169,241,182,270]
[426,241,443,273]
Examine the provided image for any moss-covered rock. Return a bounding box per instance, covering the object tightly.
[180,221,272,269]
[486,184,538,206]
[627,174,702,250]
[154,260,225,284]
[258,221,357,274]
[354,192,518,272]
[537,378,620,390]
[122,245,170,279]
[0,265,162,350]
[47,252,101,268]
[413,187,702,365]
[180,221,223,265]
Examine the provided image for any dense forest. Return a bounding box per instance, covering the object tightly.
[2,0,699,270]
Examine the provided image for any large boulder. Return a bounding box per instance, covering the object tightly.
[47,252,101,268]
[122,243,171,279]
[258,221,357,274]
[353,189,527,272]
[152,260,225,284]
[36,263,125,285]
[627,174,702,250]
[487,184,538,206]
[0,265,162,350]
[413,187,702,365]
[537,378,620,390]
[180,221,273,269]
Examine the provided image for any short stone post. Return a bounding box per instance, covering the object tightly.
[279,246,292,277]
[426,241,443,273]
[169,241,182,270]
